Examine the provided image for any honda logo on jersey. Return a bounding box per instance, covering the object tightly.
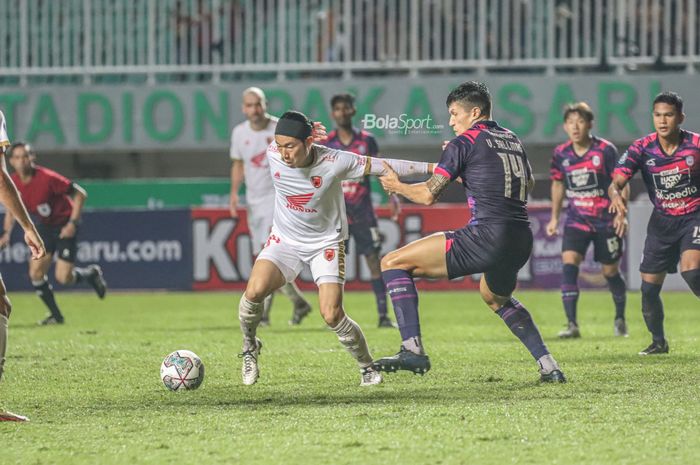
[250,150,268,168]
[285,193,317,213]
[311,176,323,188]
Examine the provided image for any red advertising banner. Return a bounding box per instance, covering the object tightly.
[191,205,478,291]
[192,204,624,291]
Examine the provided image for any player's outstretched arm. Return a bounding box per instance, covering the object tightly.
[377,161,445,206]
[367,157,434,179]
[608,174,629,216]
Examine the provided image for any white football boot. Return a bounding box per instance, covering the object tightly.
[239,337,263,385]
[0,410,29,422]
[360,366,383,386]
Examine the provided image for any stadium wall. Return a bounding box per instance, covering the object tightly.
[3,74,699,152]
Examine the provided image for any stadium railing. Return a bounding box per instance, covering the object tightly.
[0,0,697,83]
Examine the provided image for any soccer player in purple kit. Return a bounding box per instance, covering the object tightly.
[323,93,399,328]
[546,102,630,339]
[609,92,700,355]
[372,81,565,383]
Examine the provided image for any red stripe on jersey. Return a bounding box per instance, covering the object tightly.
[434,166,452,178]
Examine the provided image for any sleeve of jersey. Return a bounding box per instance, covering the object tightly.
[613,143,641,180]
[549,152,563,181]
[605,144,619,174]
[0,111,9,149]
[434,142,465,182]
[50,171,73,195]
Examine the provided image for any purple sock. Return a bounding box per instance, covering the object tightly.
[496,298,549,361]
[605,273,627,320]
[382,269,420,341]
[561,264,579,325]
[370,278,388,318]
[641,281,665,343]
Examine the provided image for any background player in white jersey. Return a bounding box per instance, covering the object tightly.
[0,110,46,422]
[237,111,434,386]
[229,87,311,326]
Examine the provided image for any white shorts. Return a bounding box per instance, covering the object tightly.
[256,234,346,286]
[247,208,273,255]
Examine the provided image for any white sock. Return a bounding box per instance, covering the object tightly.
[537,354,560,374]
[239,295,263,350]
[401,336,425,355]
[0,314,8,381]
[331,315,373,368]
[278,282,306,306]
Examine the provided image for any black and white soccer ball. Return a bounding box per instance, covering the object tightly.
[160,350,205,391]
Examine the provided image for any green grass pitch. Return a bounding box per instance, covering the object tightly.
[2,290,699,464]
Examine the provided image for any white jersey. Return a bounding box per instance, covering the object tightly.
[229,118,277,208]
[267,143,370,250]
[0,111,9,150]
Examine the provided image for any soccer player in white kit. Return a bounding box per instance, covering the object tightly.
[238,111,434,386]
[0,110,46,421]
[230,87,312,326]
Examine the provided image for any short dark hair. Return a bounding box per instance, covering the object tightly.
[280,110,313,126]
[563,102,594,123]
[446,81,492,116]
[8,141,34,157]
[330,93,355,108]
[277,110,314,139]
[653,91,683,113]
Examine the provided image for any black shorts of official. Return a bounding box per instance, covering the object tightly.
[37,222,78,263]
[562,226,623,265]
[347,223,381,257]
[445,222,533,297]
[640,210,700,274]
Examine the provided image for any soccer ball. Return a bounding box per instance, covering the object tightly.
[160,350,205,391]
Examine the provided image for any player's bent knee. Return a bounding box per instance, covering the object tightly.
[680,269,700,297]
[641,280,662,298]
[319,305,344,327]
[480,290,508,310]
[380,253,395,271]
[381,251,408,272]
[602,264,620,278]
[243,282,270,304]
[55,271,72,285]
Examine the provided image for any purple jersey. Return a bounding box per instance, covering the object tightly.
[436,120,531,226]
[614,130,700,217]
[323,128,379,226]
[550,136,619,232]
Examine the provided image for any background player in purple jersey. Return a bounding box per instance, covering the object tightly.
[324,93,400,328]
[372,81,565,383]
[609,92,700,355]
[547,102,630,339]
